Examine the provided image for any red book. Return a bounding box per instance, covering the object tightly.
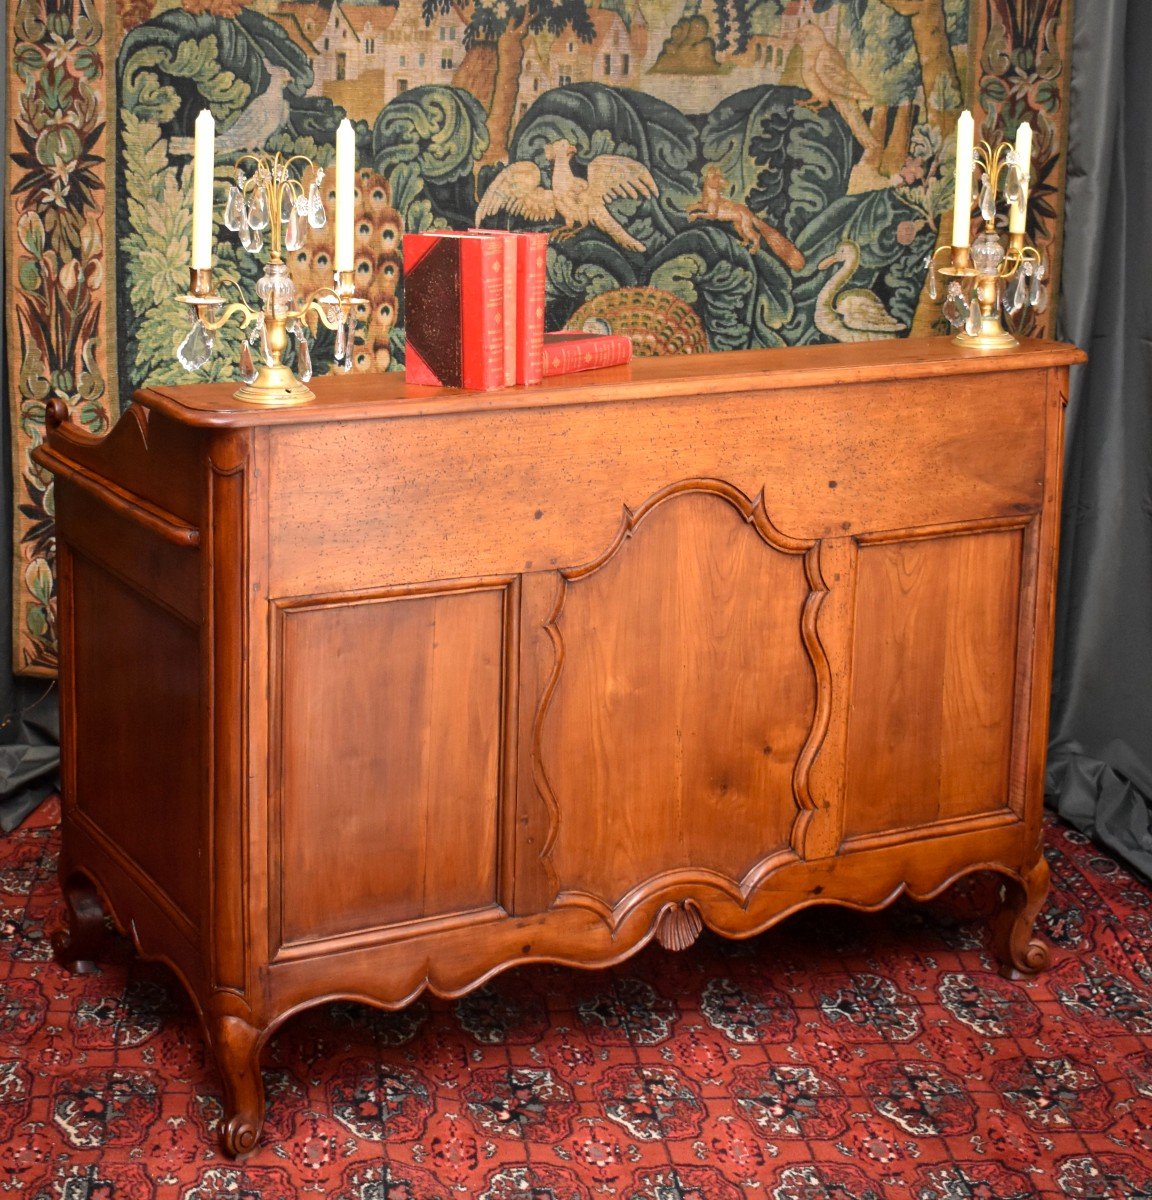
[516,234,547,385]
[470,230,547,385]
[404,232,505,390]
[542,331,633,377]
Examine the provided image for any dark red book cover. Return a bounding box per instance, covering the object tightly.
[542,331,633,377]
[404,233,505,390]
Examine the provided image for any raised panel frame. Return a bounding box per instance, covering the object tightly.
[267,575,521,958]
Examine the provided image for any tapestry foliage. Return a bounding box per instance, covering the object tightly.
[6,0,1075,672]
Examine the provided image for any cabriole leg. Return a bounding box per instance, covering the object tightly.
[210,1013,266,1158]
[990,856,1052,980]
[52,871,110,974]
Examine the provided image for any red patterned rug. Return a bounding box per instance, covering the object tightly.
[2,800,1151,1199]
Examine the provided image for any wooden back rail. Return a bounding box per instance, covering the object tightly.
[35,337,1085,1156]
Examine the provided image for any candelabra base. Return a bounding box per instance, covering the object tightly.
[953,323,1019,352]
[232,364,315,406]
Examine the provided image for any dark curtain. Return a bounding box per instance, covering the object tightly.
[1048,0,1152,879]
[0,36,61,833]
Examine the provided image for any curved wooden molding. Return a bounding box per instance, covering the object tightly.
[46,395,148,450]
[529,573,565,889]
[654,899,704,951]
[555,850,800,931]
[790,544,832,856]
[218,844,1050,1030]
[563,478,813,582]
[532,477,829,895]
[33,403,200,548]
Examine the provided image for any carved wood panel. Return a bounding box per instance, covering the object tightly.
[271,580,514,951]
[843,523,1028,844]
[69,552,204,927]
[536,481,827,920]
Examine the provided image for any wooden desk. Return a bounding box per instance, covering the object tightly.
[36,337,1084,1155]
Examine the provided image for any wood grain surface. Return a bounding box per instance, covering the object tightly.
[35,337,1085,1156]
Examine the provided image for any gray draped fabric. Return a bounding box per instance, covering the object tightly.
[1048,0,1152,879]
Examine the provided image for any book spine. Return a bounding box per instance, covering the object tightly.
[502,235,517,387]
[542,334,633,377]
[460,237,505,390]
[516,234,547,386]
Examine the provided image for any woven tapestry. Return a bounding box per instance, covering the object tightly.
[6,0,1074,674]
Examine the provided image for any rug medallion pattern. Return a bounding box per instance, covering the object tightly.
[1,805,1150,1196]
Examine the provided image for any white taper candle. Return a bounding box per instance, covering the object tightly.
[191,109,215,270]
[1009,121,1032,234]
[951,109,974,249]
[335,119,355,273]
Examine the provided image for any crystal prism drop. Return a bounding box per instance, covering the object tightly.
[1002,154,1021,205]
[942,282,968,328]
[238,338,257,383]
[334,316,347,362]
[344,314,356,370]
[240,219,264,254]
[1003,268,1022,312]
[285,204,305,252]
[280,188,294,224]
[223,186,245,232]
[1017,266,1031,310]
[1032,282,1049,313]
[258,317,273,367]
[248,188,270,231]
[927,261,939,301]
[1003,269,1021,315]
[177,319,213,371]
[297,334,312,383]
[964,296,982,337]
[979,178,996,222]
[308,181,327,230]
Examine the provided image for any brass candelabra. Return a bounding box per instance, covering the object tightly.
[929,138,1047,351]
[178,151,364,405]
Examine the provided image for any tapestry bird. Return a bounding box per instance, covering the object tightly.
[476,139,658,253]
[795,24,879,156]
[170,65,294,157]
[815,240,907,343]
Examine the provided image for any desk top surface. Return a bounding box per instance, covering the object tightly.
[136,337,1086,429]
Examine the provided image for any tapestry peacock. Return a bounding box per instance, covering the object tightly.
[567,287,710,357]
[291,168,401,372]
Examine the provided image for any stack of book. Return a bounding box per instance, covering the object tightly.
[403,230,632,390]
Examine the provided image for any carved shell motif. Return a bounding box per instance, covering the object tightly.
[654,900,705,952]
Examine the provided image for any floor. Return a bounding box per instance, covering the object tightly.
[2,799,1151,1198]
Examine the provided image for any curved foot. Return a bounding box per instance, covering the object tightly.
[210,1014,266,1158]
[52,873,110,974]
[990,856,1052,980]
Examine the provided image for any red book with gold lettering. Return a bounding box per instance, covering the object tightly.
[541,331,633,377]
[404,233,505,390]
[469,230,548,385]
[515,233,547,385]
